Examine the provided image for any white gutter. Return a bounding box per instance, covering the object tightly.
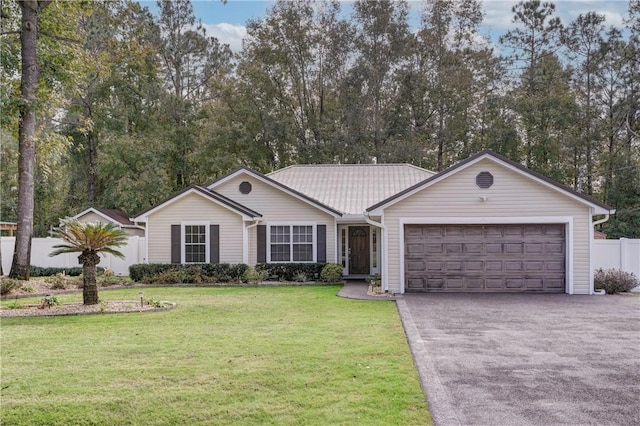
[592,213,610,227]
[243,219,262,264]
[364,211,388,293]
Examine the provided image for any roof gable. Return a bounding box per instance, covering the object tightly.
[206,166,343,217]
[367,150,614,215]
[132,185,262,222]
[73,208,134,226]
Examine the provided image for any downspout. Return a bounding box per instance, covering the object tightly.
[244,219,262,265]
[592,214,610,227]
[364,211,388,293]
[591,213,611,295]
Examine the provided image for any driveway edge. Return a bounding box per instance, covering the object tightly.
[396,298,461,426]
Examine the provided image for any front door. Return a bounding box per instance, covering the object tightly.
[349,226,370,275]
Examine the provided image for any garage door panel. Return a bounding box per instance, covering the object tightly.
[526,278,543,289]
[426,278,444,289]
[407,260,426,272]
[486,243,502,254]
[406,243,424,255]
[547,243,564,254]
[505,243,523,254]
[525,243,543,253]
[506,261,523,271]
[426,244,443,254]
[486,261,503,271]
[546,261,564,272]
[465,243,483,254]
[506,278,524,289]
[407,278,425,290]
[405,224,566,293]
[466,261,483,272]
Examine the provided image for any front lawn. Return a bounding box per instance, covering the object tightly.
[1,286,431,425]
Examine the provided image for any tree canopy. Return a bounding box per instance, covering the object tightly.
[1,0,638,239]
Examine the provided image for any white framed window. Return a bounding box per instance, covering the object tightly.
[268,224,315,262]
[182,223,209,263]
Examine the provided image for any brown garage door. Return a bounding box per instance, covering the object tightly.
[404,224,565,292]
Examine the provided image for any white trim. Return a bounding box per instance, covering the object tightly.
[181,221,210,264]
[398,216,575,294]
[588,209,595,295]
[133,188,255,222]
[244,220,261,265]
[145,217,150,264]
[369,154,612,215]
[266,222,317,263]
[382,212,389,292]
[370,227,379,275]
[206,169,341,218]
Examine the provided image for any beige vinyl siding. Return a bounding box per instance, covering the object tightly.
[384,158,592,294]
[76,212,144,237]
[215,175,336,264]
[147,192,244,263]
[77,211,110,224]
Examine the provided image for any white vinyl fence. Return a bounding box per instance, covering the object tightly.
[1,237,146,276]
[593,238,640,277]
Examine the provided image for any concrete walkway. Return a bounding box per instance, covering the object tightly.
[337,281,396,300]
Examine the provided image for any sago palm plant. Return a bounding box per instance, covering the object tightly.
[50,217,128,305]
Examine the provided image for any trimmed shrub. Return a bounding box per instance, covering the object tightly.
[256,263,326,281]
[129,263,249,284]
[320,263,344,283]
[594,268,639,294]
[30,266,104,277]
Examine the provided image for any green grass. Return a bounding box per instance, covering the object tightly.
[1,286,431,425]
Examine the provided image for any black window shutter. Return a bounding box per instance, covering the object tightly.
[210,224,220,264]
[317,224,326,263]
[171,225,181,263]
[257,225,266,263]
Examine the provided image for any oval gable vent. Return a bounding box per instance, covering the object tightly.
[239,181,252,194]
[476,171,494,189]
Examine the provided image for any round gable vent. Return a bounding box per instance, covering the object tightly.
[476,171,494,189]
[239,181,252,194]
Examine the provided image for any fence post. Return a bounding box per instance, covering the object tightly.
[620,238,628,273]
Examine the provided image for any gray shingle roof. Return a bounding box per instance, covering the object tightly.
[267,164,435,215]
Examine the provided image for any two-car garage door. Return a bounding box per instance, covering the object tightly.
[404,224,566,293]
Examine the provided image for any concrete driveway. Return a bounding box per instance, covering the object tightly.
[397,293,640,426]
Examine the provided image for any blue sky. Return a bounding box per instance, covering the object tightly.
[140,1,632,52]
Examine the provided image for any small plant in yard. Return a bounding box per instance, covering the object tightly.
[0,278,23,296]
[320,263,344,283]
[6,300,25,309]
[145,297,164,308]
[241,266,269,284]
[39,295,61,309]
[22,285,36,293]
[594,268,639,294]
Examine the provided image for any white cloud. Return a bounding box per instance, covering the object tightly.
[201,23,247,53]
[598,11,625,28]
